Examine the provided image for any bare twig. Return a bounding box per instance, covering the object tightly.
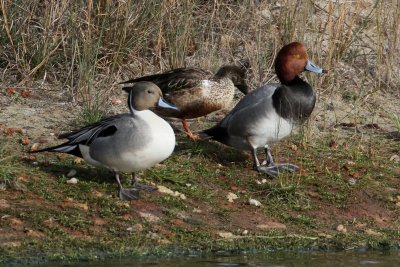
[18,39,64,85]
[1,0,17,58]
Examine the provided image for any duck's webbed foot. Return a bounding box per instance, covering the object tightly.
[251,146,299,177]
[115,173,141,201]
[256,163,299,177]
[131,173,158,192]
[119,188,140,201]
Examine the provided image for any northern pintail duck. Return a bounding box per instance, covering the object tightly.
[31,82,178,200]
[200,42,327,177]
[120,63,250,140]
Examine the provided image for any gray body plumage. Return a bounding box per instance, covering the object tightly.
[32,81,177,200]
[204,83,295,151]
[201,42,325,177]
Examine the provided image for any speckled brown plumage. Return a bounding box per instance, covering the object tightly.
[121,63,250,140]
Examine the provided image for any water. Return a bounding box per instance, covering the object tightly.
[9,250,400,267]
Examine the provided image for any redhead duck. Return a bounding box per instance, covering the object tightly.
[120,63,249,140]
[31,82,178,200]
[200,42,326,177]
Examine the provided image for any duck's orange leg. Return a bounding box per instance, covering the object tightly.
[182,119,201,141]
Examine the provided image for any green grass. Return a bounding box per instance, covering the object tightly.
[0,137,20,187]
[389,113,400,132]
[77,106,106,126]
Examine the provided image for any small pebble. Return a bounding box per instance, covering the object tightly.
[336,224,347,233]
[242,229,249,235]
[249,198,262,207]
[255,179,267,185]
[227,192,238,203]
[30,143,40,151]
[66,178,78,184]
[389,155,399,163]
[74,158,84,164]
[348,178,356,185]
[218,232,234,238]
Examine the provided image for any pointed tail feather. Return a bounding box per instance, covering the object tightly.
[30,143,83,158]
[196,131,213,141]
[198,125,228,143]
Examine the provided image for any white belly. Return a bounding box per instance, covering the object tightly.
[258,115,293,144]
[116,112,175,172]
[228,112,294,150]
[129,125,175,171]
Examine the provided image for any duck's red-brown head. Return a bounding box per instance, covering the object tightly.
[275,42,326,85]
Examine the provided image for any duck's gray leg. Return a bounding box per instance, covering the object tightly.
[261,145,274,166]
[253,146,299,177]
[251,147,279,177]
[130,173,158,192]
[115,173,140,200]
[251,147,262,170]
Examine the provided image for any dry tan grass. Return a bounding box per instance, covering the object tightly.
[0,0,398,124]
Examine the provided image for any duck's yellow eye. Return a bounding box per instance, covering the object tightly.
[293,54,301,59]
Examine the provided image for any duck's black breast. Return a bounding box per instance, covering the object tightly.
[272,77,316,122]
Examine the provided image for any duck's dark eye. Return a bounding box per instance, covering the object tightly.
[147,90,153,94]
